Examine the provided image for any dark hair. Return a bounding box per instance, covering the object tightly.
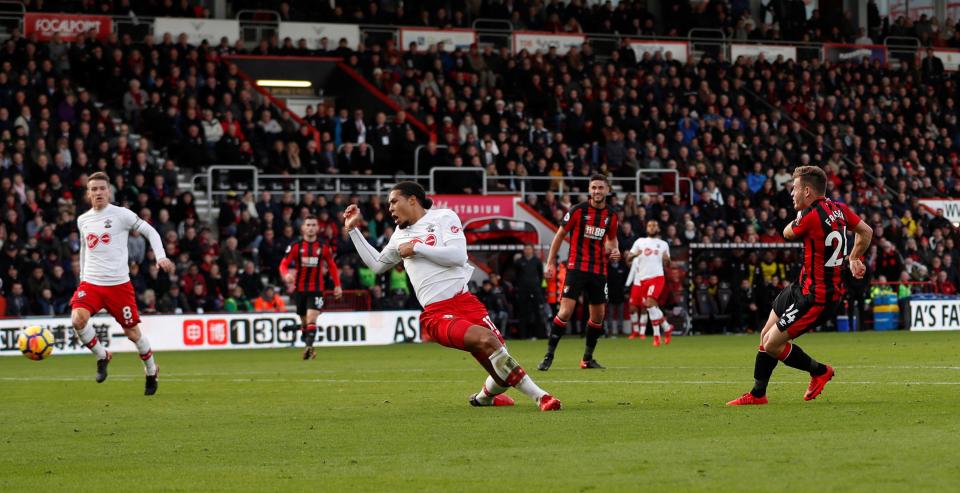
[303,214,317,221]
[391,181,433,209]
[589,173,609,184]
[793,166,827,195]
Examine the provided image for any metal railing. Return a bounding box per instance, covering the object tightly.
[202,165,259,220]
[413,144,448,177]
[336,142,375,164]
[429,166,487,195]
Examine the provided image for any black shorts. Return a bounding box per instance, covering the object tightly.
[294,291,325,315]
[562,270,608,305]
[772,283,837,339]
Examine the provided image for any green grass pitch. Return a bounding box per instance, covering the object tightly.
[2,331,959,492]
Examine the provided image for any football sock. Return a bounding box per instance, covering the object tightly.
[546,316,567,356]
[648,306,663,336]
[778,343,827,375]
[630,312,639,332]
[752,345,779,398]
[474,376,508,405]
[303,324,317,347]
[77,324,107,360]
[639,313,648,333]
[583,320,604,361]
[135,336,157,376]
[487,346,547,402]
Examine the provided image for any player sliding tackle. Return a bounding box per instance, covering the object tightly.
[728,166,873,406]
[69,172,175,396]
[345,182,562,411]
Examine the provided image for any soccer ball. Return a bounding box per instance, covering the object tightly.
[17,326,54,361]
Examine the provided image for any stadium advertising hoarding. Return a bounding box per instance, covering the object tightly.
[934,49,960,71]
[431,195,515,221]
[278,22,361,50]
[400,28,477,52]
[153,17,241,45]
[24,12,112,41]
[918,199,960,226]
[909,299,960,331]
[823,44,887,64]
[628,40,689,64]
[512,32,587,55]
[731,43,797,62]
[0,311,422,357]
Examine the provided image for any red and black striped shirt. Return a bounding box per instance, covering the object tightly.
[793,198,862,303]
[561,201,619,276]
[279,240,341,293]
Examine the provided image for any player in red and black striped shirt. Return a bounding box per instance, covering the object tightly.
[539,174,620,371]
[728,166,873,406]
[280,215,342,360]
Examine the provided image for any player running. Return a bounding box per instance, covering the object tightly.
[280,215,342,360]
[625,219,672,346]
[70,172,174,395]
[728,166,873,406]
[345,182,561,411]
[539,174,620,371]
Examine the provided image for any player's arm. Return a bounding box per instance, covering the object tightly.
[605,212,620,261]
[625,258,636,287]
[132,214,174,273]
[344,205,401,274]
[545,227,567,279]
[78,221,85,282]
[323,245,343,298]
[845,205,872,279]
[408,211,467,266]
[662,251,671,271]
[279,244,296,284]
[783,209,811,241]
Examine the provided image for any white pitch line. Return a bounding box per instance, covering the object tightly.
[1,376,958,385]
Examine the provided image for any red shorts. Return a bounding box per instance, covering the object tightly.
[419,292,504,350]
[630,276,665,307]
[70,281,141,329]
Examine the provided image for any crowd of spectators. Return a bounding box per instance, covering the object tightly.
[1,3,959,337]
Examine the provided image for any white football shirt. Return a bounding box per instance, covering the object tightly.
[380,208,473,306]
[78,204,147,286]
[629,237,669,284]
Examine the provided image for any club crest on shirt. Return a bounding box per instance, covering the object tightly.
[426,224,435,233]
[104,219,112,228]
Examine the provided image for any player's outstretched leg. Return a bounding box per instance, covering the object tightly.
[124,325,159,396]
[469,376,515,407]
[538,316,567,371]
[71,308,111,383]
[728,311,780,406]
[772,342,834,401]
[580,319,606,369]
[465,325,561,411]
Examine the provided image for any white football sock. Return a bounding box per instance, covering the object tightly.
[77,324,107,359]
[475,376,508,405]
[136,336,158,376]
[630,312,639,332]
[648,306,663,336]
[489,347,547,402]
[640,313,648,332]
[515,375,548,402]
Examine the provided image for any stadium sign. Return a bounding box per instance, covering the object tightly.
[909,299,960,331]
[731,43,797,62]
[278,22,361,50]
[513,32,587,55]
[823,44,887,64]
[934,49,960,71]
[628,40,689,64]
[430,195,516,221]
[918,199,960,226]
[24,13,112,41]
[0,311,421,357]
[153,17,241,45]
[400,28,477,52]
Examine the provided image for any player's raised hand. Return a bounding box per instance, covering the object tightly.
[849,257,866,279]
[545,261,556,280]
[157,258,175,273]
[398,242,416,258]
[343,204,363,231]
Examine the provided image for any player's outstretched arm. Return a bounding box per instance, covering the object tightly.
[344,205,400,274]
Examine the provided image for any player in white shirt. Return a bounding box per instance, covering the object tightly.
[69,172,174,395]
[625,220,672,346]
[345,182,561,411]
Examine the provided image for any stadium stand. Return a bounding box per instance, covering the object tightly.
[0,1,958,338]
